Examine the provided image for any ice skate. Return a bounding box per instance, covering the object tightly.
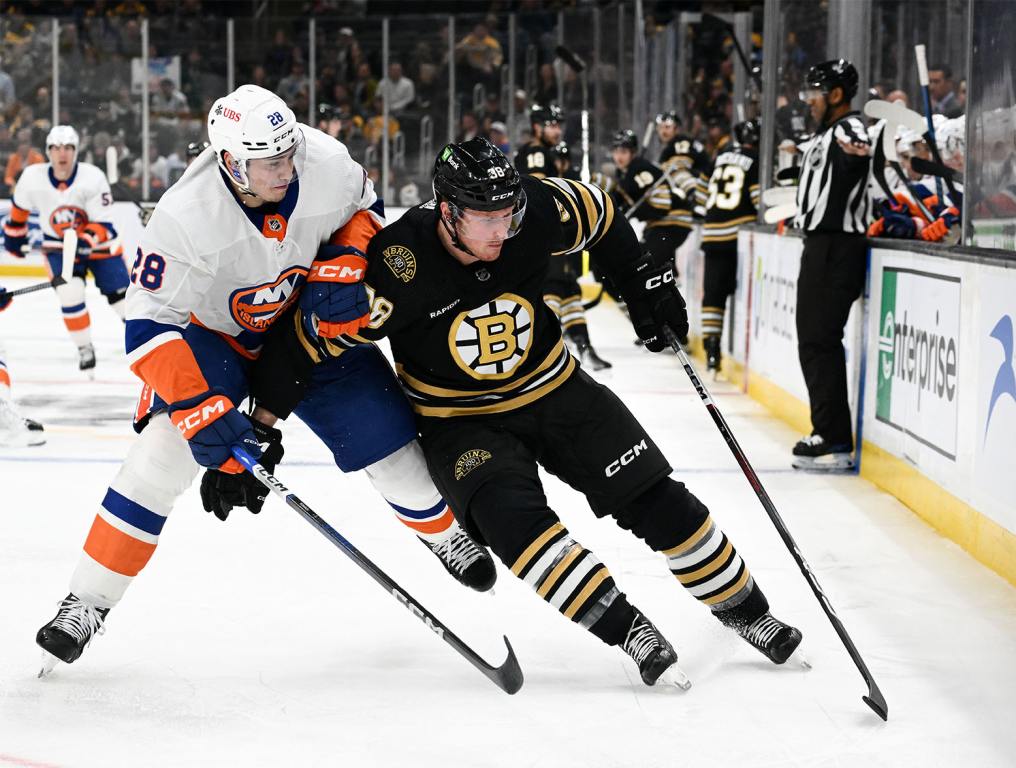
[0,399,45,447]
[791,434,854,473]
[420,523,497,592]
[36,593,109,675]
[622,611,690,689]
[578,343,612,371]
[734,612,803,665]
[77,344,96,376]
[704,335,722,379]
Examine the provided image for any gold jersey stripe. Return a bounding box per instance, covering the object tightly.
[663,516,713,557]
[703,214,756,230]
[702,567,752,606]
[294,309,323,364]
[674,539,734,585]
[563,567,610,619]
[410,356,576,417]
[512,523,566,576]
[537,545,584,598]
[398,338,567,399]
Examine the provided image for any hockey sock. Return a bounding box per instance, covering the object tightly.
[701,304,725,340]
[70,415,198,608]
[55,277,92,348]
[107,289,127,320]
[557,293,587,333]
[364,441,457,544]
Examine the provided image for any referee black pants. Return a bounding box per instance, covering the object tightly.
[796,232,867,449]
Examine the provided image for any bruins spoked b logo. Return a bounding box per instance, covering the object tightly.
[449,294,534,379]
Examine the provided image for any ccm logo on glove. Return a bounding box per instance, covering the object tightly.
[171,395,229,438]
[309,255,366,283]
[646,268,674,290]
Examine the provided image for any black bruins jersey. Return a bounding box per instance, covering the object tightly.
[702,145,760,245]
[514,142,557,179]
[658,133,711,213]
[614,156,694,231]
[257,175,640,419]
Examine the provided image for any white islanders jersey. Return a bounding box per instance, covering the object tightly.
[12,161,115,251]
[125,124,379,370]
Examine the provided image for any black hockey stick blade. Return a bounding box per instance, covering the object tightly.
[232,447,524,695]
[776,166,801,182]
[662,330,888,720]
[909,155,963,183]
[555,45,585,73]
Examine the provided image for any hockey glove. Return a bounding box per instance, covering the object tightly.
[200,416,283,520]
[300,246,371,339]
[0,286,11,312]
[618,255,689,352]
[167,388,261,473]
[2,222,27,258]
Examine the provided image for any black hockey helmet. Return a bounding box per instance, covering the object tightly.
[734,119,761,146]
[187,140,210,158]
[317,102,340,121]
[805,59,859,101]
[530,103,563,126]
[655,110,681,127]
[553,141,570,160]
[433,137,525,211]
[611,129,639,151]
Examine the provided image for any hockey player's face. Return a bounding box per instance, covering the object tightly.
[246,148,297,202]
[657,122,677,143]
[444,203,514,263]
[541,122,562,146]
[48,144,76,177]
[612,147,633,170]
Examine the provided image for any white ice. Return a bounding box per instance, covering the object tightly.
[1,276,1014,768]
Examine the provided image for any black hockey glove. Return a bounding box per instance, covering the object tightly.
[199,416,284,520]
[618,255,689,352]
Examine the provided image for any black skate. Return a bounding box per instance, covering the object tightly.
[78,344,96,373]
[621,611,690,689]
[704,335,721,374]
[420,525,497,592]
[791,434,854,473]
[578,343,612,371]
[0,400,45,446]
[735,612,803,665]
[36,593,109,675]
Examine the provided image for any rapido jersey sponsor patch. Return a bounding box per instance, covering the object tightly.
[383,245,416,282]
[454,449,492,480]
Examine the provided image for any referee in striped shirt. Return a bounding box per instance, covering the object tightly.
[791,59,871,472]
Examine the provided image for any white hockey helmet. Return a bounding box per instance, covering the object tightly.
[207,84,302,193]
[46,124,79,154]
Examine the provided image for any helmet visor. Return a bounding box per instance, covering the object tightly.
[799,87,826,102]
[451,189,527,241]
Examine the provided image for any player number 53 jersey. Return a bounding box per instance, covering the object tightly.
[11,162,115,252]
[702,147,760,244]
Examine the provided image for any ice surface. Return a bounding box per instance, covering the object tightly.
[1,277,1014,768]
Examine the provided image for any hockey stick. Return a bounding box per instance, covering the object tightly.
[909,155,962,183]
[1,230,79,301]
[230,446,524,695]
[662,329,888,721]
[701,13,762,91]
[914,45,945,204]
[555,45,591,182]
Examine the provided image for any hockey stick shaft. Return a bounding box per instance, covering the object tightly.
[230,447,524,695]
[663,330,888,720]
[914,45,945,203]
[2,230,79,300]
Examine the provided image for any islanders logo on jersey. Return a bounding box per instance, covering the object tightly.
[448,294,534,380]
[229,266,309,332]
[49,205,87,236]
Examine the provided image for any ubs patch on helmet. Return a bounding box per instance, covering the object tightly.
[454,449,492,480]
[382,245,417,283]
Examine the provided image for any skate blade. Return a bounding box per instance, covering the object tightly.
[791,455,854,473]
[787,647,811,670]
[38,651,61,678]
[658,663,692,691]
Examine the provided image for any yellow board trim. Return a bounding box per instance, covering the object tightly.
[0,265,47,277]
[861,441,1016,587]
[689,334,1016,588]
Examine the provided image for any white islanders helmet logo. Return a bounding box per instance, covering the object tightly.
[449,294,534,380]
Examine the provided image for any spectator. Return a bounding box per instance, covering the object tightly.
[455,21,503,95]
[488,120,510,155]
[887,89,909,107]
[250,65,270,90]
[376,61,415,116]
[264,29,292,81]
[458,110,479,143]
[361,96,399,147]
[0,57,15,111]
[929,64,963,118]
[333,26,358,84]
[4,129,44,193]
[956,78,967,113]
[535,63,557,106]
[151,77,189,121]
[277,60,309,108]
[351,61,377,114]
